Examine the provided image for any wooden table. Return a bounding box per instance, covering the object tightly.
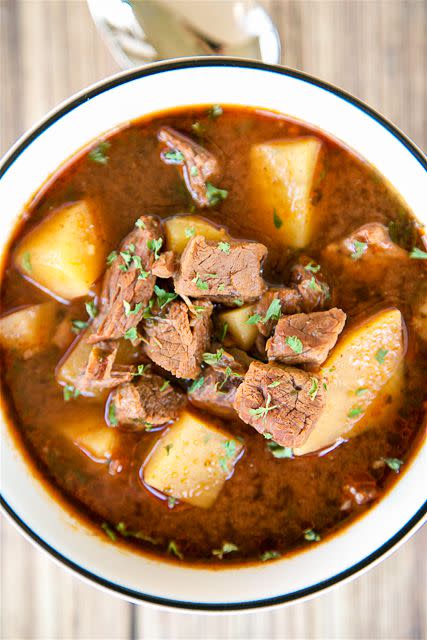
[1,1,426,638]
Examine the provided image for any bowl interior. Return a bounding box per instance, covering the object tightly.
[1,60,426,610]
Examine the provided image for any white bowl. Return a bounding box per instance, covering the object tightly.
[1,58,426,612]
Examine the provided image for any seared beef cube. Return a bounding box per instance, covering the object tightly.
[188,350,246,418]
[158,127,220,207]
[255,287,302,337]
[174,235,267,306]
[142,300,212,379]
[233,361,325,447]
[266,308,346,366]
[83,341,134,390]
[89,216,163,344]
[151,250,177,279]
[289,255,331,313]
[110,373,186,428]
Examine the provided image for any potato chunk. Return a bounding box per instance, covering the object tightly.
[0,302,58,357]
[143,410,243,508]
[218,304,258,350]
[14,200,108,300]
[61,406,118,462]
[164,215,228,254]
[250,138,322,248]
[294,308,405,455]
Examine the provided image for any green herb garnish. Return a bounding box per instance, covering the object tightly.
[167,496,177,509]
[381,457,403,473]
[249,392,278,421]
[348,407,363,418]
[154,284,177,309]
[191,121,206,136]
[147,237,163,260]
[108,402,118,426]
[285,335,303,354]
[264,298,282,323]
[22,252,32,273]
[71,319,89,334]
[206,182,228,206]
[246,313,263,325]
[189,376,205,393]
[351,240,368,260]
[203,348,224,365]
[268,380,282,389]
[305,261,321,273]
[135,218,146,229]
[212,542,238,559]
[101,522,117,541]
[63,384,80,402]
[106,250,118,265]
[167,540,183,559]
[273,208,283,229]
[218,241,231,254]
[375,348,388,364]
[133,364,149,377]
[409,247,427,259]
[85,300,98,319]
[160,380,170,392]
[304,529,321,542]
[220,322,228,342]
[164,150,184,163]
[308,377,319,400]
[260,550,281,562]
[267,441,293,459]
[123,301,143,317]
[89,141,111,164]
[209,104,223,119]
[355,387,369,396]
[185,226,196,238]
[124,327,138,341]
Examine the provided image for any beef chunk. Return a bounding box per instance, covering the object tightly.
[110,373,186,429]
[82,341,134,391]
[289,255,331,313]
[233,361,325,447]
[88,216,163,344]
[255,288,302,337]
[142,299,212,379]
[188,350,246,418]
[151,250,177,279]
[266,308,346,366]
[174,235,267,306]
[341,223,407,258]
[158,127,220,207]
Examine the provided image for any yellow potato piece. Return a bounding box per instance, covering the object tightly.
[164,215,228,254]
[14,200,108,301]
[61,406,118,462]
[0,302,58,357]
[218,304,258,350]
[144,410,243,508]
[294,308,405,455]
[250,137,322,248]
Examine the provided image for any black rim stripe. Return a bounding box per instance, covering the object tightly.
[1,57,426,612]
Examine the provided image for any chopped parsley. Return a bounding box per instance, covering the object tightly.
[108,402,118,426]
[133,364,149,377]
[267,442,293,459]
[409,247,427,259]
[268,380,282,389]
[101,522,117,541]
[246,313,263,325]
[167,540,183,559]
[88,141,111,165]
[375,347,388,364]
[147,237,163,260]
[63,384,80,402]
[304,529,321,542]
[167,496,177,509]
[160,380,170,392]
[209,104,223,119]
[308,276,321,291]
[71,319,89,334]
[260,550,281,562]
[212,542,239,559]
[223,440,237,459]
[193,274,209,290]
[22,252,32,273]
[273,208,283,229]
[220,322,228,342]
[135,218,146,229]
[203,348,224,365]
[381,457,403,473]
[116,522,160,544]
[106,250,118,266]
[218,366,243,390]
[285,335,303,354]
[206,182,228,206]
[163,149,184,163]
[218,457,229,473]
[308,377,319,400]
[191,121,206,136]
[305,261,321,273]
[124,327,138,341]
[185,226,196,238]
[154,284,177,309]
[234,299,244,307]
[218,241,231,254]
[348,406,363,418]
[264,298,282,323]
[123,301,143,317]
[85,300,98,320]
[355,387,369,396]
[350,240,368,260]
[263,432,273,439]
[189,376,205,393]
[249,393,278,421]
[190,166,199,176]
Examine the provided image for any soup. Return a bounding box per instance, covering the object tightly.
[1,105,426,565]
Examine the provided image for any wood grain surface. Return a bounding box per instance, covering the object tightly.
[0,1,426,638]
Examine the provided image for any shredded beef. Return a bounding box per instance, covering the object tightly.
[174,235,267,305]
[110,373,186,428]
[88,216,163,344]
[158,127,220,207]
[188,350,246,418]
[142,299,212,379]
[266,308,346,366]
[233,361,325,447]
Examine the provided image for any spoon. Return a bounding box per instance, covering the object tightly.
[87,0,281,68]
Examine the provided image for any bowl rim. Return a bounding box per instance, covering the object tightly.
[1,56,426,612]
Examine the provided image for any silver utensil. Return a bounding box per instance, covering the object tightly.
[87,0,281,68]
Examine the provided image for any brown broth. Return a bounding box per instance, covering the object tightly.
[1,106,426,566]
